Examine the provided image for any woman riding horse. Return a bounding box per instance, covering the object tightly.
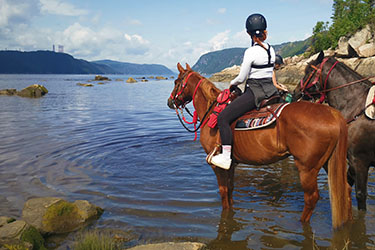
[212,13,288,170]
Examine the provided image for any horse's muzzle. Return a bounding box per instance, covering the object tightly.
[167,98,175,109]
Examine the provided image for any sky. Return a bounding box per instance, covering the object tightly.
[0,0,334,70]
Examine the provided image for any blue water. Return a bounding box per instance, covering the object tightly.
[0,74,375,249]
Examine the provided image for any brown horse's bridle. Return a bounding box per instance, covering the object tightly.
[170,71,216,140]
[170,72,194,108]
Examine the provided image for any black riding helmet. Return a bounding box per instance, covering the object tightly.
[245,13,267,37]
[275,54,284,65]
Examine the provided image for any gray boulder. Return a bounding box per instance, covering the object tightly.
[22,197,103,235]
[0,219,44,250]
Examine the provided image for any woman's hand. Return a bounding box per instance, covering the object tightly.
[278,83,289,92]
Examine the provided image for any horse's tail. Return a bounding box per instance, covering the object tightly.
[328,114,352,229]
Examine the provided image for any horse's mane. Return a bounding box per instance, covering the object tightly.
[194,72,221,102]
[308,56,372,86]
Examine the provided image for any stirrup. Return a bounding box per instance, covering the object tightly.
[206,145,220,165]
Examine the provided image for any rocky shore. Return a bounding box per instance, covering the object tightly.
[209,25,375,89]
[0,197,206,249]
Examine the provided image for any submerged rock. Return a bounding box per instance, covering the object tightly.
[126,77,137,83]
[155,76,168,80]
[0,84,48,98]
[22,197,103,235]
[17,84,48,98]
[94,75,110,81]
[77,83,94,87]
[0,89,17,96]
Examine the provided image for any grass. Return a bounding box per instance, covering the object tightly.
[73,230,123,250]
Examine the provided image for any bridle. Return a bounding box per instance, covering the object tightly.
[300,57,339,103]
[300,57,375,122]
[170,71,194,106]
[170,71,216,140]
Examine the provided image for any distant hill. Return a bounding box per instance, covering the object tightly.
[0,50,173,75]
[0,50,114,74]
[192,37,312,74]
[192,48,246,75]
[93,60,174,75]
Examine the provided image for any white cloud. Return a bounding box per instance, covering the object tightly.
[217,8,226,14]
[209,30,230,51]
[39,0,88,16]
[0,0,37,28]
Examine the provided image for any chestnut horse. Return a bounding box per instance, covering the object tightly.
[294,51,375,211]
[167,63,352,229]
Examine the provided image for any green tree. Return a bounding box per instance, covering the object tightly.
[311,0,374,52]
[310,21,331,55]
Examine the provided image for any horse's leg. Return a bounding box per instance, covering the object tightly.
[212,165,235,209]
[297,164,320,223]
[347,164,356,187]
[353,160,370,211]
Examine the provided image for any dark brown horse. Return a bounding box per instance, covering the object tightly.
[294,51,375,211]
[167,63,352,229]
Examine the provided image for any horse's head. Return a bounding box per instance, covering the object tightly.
[167,62,195,109]
[293,51,325,101]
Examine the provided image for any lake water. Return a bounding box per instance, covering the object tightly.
[0,74,375,249]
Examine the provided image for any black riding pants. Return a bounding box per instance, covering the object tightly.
[217,87,256,145]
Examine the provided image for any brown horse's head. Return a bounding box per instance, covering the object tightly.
[293,51,325,101]
[167,62,194,109]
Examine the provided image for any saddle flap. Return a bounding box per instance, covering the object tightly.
[365,85,375,119]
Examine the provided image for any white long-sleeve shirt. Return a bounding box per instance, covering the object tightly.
[230,43,275,86]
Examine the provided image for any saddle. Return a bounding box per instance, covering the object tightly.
[234,100,289,130]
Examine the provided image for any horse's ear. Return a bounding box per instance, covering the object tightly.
[316,51,324,64]
[177,62,185,73]
[186,63,192,71]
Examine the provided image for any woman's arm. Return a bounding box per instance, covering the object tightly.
[272,71,288,91]
[230,49,252,86]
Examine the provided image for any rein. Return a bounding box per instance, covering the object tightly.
[171,73,216,141]
[300,57,375,123]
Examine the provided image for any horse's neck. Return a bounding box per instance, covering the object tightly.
[194,80,219,120]
[325,62,370,119]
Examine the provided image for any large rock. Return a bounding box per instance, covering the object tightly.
[358,43,375,57]
[22,197,103,235]
[0,219,44,250]
[348,25,373,55]
[337,36,350,56]
[17,84,48,98]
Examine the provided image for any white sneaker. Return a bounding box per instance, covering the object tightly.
[211,153,232,170]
